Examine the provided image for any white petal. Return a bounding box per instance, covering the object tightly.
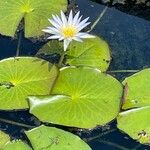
[42,29,56,34]
[59,37,64,41]
[61,10,67,26]
[77,22,91,31]
[54,15,63,26]
[77,17,89,28]
[64,39,71,51]
[74,15,82,26]
[47,27,60,34]
[52,15,62,26]
[48,19,60,29]
[73,37,83,42]
[76,32,95,38]
[68,10,73,25]
[73,11,80,25]
[47,35,61,40]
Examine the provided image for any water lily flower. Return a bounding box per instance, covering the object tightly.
[43,10,95,51]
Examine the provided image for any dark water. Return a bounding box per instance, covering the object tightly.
[0,0,150,149]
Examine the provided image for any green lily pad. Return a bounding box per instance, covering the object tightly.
[29,67,123,128]
[0,126,90,149]
[0,0,67,37]
[3,140,32,150]
[37,40,63,56]
[25,125,91,150]
[0,131,10,148]
[0,57,58,110]
[67,37,111,71]
[0,132,31,149]
[37,37,111,71]
[122,68,150,110]
[117,106,150,144]
[117,68,150,144]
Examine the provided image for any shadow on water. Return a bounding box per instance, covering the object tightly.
[0,0,150,149]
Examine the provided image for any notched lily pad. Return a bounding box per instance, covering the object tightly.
[122,68,150,110]
[38,36,111,70]
[25,125,91,150]
[0,0,67,37]
[117,68,150,145]
[117,106,150,144]
[29,67,123,128]
[67,36,111,71]
[0,57,58,110]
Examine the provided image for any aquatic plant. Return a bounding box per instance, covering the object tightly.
[0,0,67,37]
[0,1,149,149]
[43,10,95,51]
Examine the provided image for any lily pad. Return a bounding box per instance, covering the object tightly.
[0,57,58,110]
[3,140,32,150]
[122,68,150,110]
[0,126,90,149]
[67,37,111,72]
[29,67,123,128]
[117,106,150,144]
[25,125,91,150]
[37,37,111,70]
[37,40,63,56]
[117,68,150,144]
[0,131,10,148]
[0,0,67,37]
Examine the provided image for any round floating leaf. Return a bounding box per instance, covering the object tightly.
[67,37,111,71]
[3,140,32,150]
[0,0,67,37]
[117,106,150,144]
[25,125,91,150]
[29,67,123,128]
[122,68,150,110]
[0,57,58,110]
[0,131,10,148]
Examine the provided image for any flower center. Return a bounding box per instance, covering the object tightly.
[62,26,77,38]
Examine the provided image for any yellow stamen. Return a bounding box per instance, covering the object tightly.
[62,26,77,38]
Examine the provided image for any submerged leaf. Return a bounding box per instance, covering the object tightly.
[0,57,58,110]
[29,67,123,128]
[37,40,63,56]
[0,0,67,37]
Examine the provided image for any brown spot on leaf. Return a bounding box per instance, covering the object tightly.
[122,83,128,105]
